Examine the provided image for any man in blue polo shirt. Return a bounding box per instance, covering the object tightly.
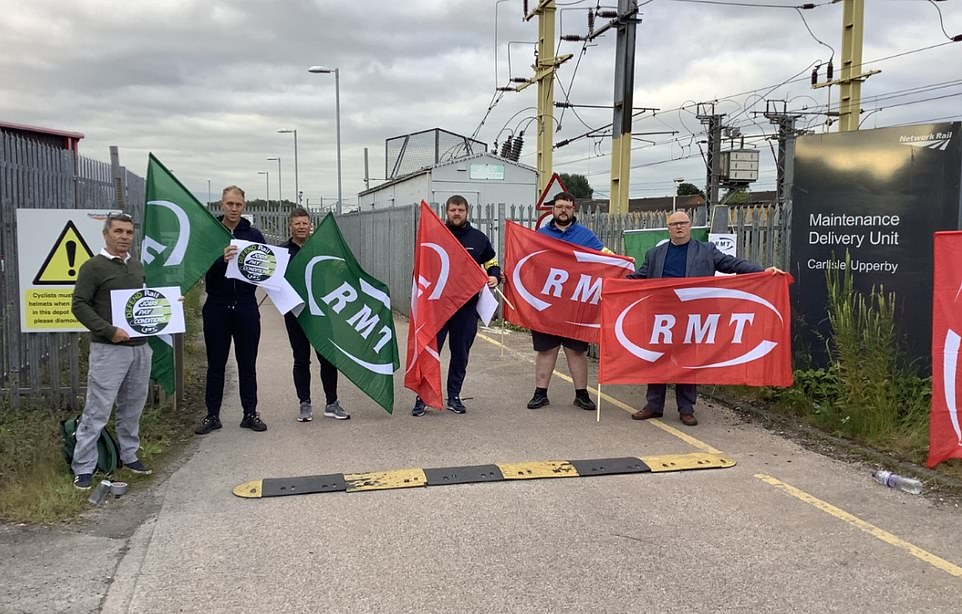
[526,192,609,412]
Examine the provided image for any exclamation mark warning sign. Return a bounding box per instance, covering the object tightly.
[33,221,96,285]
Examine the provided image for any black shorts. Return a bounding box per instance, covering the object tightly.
[531,330,589,353]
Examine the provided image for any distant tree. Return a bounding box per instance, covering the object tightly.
[677,182,704,196]
[721,187,748,204]
[559,173,594,199]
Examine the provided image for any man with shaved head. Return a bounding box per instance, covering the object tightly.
[627,209,781,426]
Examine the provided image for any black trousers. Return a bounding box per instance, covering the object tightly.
[203,300,260,417]
[283,312,338,405]
[645,383,697,414]
[436,300,479,399]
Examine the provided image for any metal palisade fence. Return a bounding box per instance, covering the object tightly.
[253,199,787,317]
[0,131,145,409]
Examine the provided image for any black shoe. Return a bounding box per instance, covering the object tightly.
[411,397,426,417]
[125,460,152,475]
[446,396,467,414]
[73,473,93,490]
[194,415,222,435]
[527,393,550,409]
[240,413,267,431]
[573,396,596,411]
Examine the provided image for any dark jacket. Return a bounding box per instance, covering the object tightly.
[446,221,502,280]
[629,239,762,279]
[204,216,267,304]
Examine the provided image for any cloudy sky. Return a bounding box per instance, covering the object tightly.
[2,0,960,206]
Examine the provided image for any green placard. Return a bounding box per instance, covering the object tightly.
[622,226,709,263]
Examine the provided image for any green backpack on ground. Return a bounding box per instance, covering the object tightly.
[60,415,121,475]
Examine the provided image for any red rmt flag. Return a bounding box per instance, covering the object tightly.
[404,201,488,408]
[598,272,794,386]
[502,221,635,343]
[928,231,962,468]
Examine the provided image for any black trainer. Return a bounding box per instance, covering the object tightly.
[574,396,596,411]
[411,397,426,417]
[446,396,467,414]
[527,392,550,409]
[194,415,222,435]
[73,473,93,490]
[240,413,268,431]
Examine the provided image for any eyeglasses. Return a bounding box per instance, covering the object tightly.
[107,212,133,222]
[668,221,691,228]
[553,204,574,210]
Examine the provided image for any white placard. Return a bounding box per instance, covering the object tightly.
[709,233,738,277]
[110,286,185,338]
[225,240,290,290]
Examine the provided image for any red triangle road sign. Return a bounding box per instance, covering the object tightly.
[535,173,568,210]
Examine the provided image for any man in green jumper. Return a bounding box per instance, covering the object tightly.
[70,212,153,489]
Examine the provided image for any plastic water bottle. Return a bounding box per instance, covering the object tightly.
[88,480,112,506]
[872,470,922,495]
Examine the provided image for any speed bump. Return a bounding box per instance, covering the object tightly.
[232,451,735,499]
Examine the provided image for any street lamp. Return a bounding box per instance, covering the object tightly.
[672,177,685,212]
[308,65,342,215]
[277,129,299,205]
[258,170,270,208]
[267,156,282,205]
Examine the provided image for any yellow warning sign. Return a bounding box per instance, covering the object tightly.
[24,289,79,329]
[33,221,95,285]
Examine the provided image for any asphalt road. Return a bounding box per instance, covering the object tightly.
[3,301,961,613]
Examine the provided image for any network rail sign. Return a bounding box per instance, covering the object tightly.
[790,122,962,366]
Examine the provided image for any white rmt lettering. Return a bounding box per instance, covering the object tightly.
[570,274,602,305]
[541,268,568,297]
[728,313,754,343]
[346,305,379,338]
[373,325,393,352]
[322,282,358,313]
[685,314,720,344]
[650,315,675,344]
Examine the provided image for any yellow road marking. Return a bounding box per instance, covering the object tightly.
[756,474,962,578]
[477,331,722,454]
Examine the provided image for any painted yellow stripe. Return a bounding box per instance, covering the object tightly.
[756,474,962,578]
[476,331,722,454]
[498,460,578,479]
[344,468,427,492]
[233,479,263,499]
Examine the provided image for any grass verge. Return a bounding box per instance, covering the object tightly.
[0,287,205,524]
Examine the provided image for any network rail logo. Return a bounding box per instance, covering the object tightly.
[899,132,953,151]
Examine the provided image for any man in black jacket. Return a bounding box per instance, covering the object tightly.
[195,186,268,434]
[412,195,501,416]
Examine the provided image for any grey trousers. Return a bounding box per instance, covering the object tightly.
[72,342,152,475]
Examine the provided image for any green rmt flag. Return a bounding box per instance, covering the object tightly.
[285,214,399,413]
[142,154,231,392]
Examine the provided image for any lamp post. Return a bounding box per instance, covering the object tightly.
[258,170,270,208]
[277,129,299,204]
[308,65,342,215]
[207,179,212,206]
[267,156,282,205]
[672,177,685,212]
